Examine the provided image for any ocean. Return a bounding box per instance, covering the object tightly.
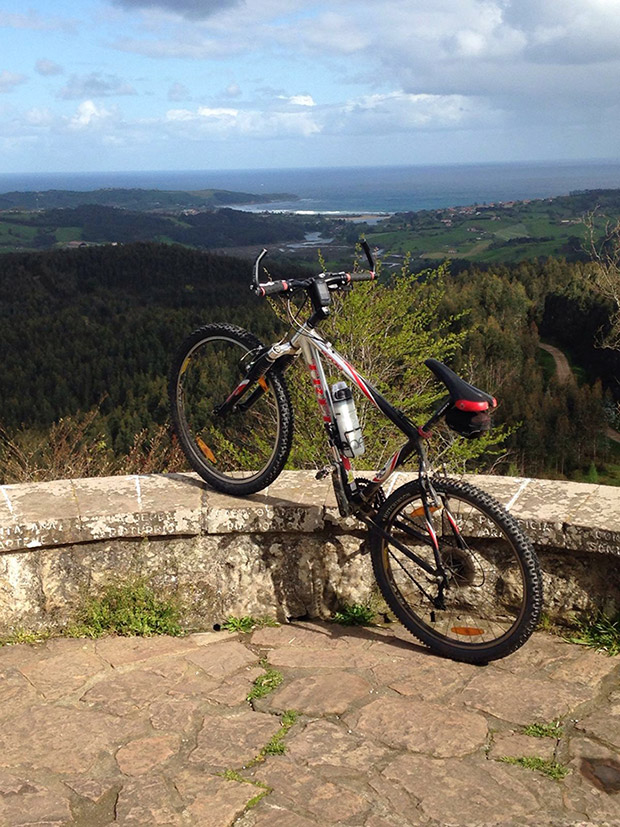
[2,160,620,214]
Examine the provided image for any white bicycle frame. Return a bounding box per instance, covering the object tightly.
[272,321,427,517]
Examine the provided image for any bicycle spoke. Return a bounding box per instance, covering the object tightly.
[371,478,541,661]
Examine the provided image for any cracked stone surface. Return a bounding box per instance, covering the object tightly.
[0,621,618,826]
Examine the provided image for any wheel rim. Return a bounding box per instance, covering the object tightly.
[176,335,282,484]
[381,488,528,651]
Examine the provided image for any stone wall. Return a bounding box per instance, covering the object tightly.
[0,470,618,633]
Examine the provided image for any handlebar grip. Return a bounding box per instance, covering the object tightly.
[256,279,291,296]
[350,270,376,282]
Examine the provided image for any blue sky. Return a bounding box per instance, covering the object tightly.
[2,0,620,172]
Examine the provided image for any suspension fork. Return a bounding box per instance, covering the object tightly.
[213,343,298,416]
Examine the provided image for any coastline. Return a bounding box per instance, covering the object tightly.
[3,159,620,215]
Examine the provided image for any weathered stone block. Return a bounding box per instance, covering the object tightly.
[0,472,617,633]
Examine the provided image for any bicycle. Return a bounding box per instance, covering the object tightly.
[169,243,543,664]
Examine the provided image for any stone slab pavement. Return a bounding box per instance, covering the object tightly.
[0,622,619,827]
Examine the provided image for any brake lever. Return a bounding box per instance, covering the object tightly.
[360,240,375,271]
[252,248,268,294]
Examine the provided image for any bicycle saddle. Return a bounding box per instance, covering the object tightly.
[425,358,496,411]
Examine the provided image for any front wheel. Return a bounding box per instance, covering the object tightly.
[169,323,294,496]
[369,478,542,663]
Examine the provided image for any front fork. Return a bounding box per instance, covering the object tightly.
[214,340,298,417]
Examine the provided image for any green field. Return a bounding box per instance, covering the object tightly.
[367,191,619,265]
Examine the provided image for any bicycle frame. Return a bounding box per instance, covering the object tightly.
[268,318,444,518]
[270,324,459,592]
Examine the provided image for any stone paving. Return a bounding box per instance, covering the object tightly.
[1,622,619,827]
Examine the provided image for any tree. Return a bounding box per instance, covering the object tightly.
[584,212,620,350]
[279,257,500,473]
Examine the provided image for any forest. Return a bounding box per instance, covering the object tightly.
[0,204,333,252]
[0,186,297,211]
[0,242,618,485]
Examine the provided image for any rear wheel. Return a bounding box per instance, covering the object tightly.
[369,478,542,663]
[169,323,293,496]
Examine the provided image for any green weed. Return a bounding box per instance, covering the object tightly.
[218,769,271,810]
[0,627,51,647]
[332,602,376,627]
[260,710,299,757]
[247,666,284,701]
[499,756,570,780]
[68,579,183,638]
[565,610,620,656]
[522,721,564,739]
[222,616,279,634]
[220,769,246,783]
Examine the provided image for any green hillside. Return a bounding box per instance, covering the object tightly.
[0,187,297,211]
[366,188,620,265]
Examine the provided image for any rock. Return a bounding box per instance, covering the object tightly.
[253,757,369,822]
[116,735,180,776]
[348,696,488,758]
[265,672,372,716]
[115,775,183,826]
[184,639,257,678]
[461,670,590,725]
[189,710,282,770]
[286,719,389,773]
[0,704,130,774]
[382,753,562,824]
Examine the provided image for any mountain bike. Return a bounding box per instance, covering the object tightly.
[169,243,543,663]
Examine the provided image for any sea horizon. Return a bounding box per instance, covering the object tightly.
[2,158,620,214]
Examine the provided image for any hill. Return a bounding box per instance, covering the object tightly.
[366,188,620,266]
[0,187,298,211]
[0,244,296,451]
[0,204,325,251]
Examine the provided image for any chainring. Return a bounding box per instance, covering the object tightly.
[354,477,386,514]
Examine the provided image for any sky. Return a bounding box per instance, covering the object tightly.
[2,0,620,173]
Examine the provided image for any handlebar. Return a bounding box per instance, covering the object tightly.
[251,241,376,298]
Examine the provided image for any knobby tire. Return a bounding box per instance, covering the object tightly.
[369,477,542,663]
[169,323,293,496]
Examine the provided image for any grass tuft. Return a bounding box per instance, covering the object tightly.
[0,627,51,647]
[565,610,620,656]
[218,769,271,810]
[67,579,183,638]
[522,720,564,739]
[222,616,279,634]
[332,602,375,627]
[247,666,284,701]
[499,755,570,780]
[260,710,299,757]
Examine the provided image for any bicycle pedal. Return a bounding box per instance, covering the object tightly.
[315,467,331,480]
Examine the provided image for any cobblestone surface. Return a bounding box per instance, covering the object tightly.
[0,621,619,826]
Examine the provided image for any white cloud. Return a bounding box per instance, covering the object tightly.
[288,95,315,107]
[114,34,237,59]
[164,103,320,138]
[333,91,499,135]
[25,107,55,127]
[0,71,27,94]
[112,0,239,20]
[0,10,77,33]
[69,100,115,129]
[6,0,620,167]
